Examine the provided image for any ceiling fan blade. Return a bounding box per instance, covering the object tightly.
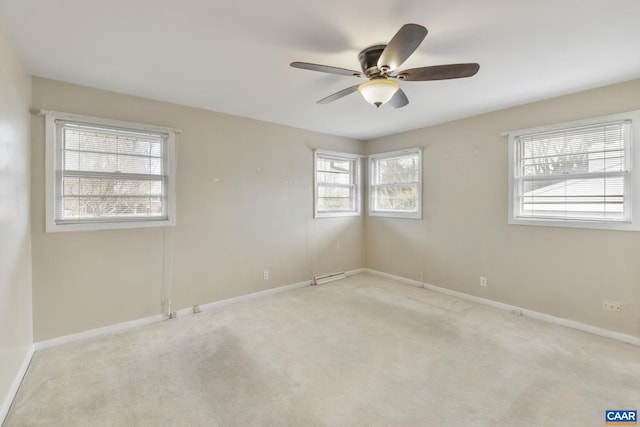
[291,62,363,77]
[317,85,359,104]
[396,63,480,81]
[377,24,428,72]
[388,89,409,108]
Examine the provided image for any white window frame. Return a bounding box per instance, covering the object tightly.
[507,110,640,231]
[368,148,422,219]
[313,150,362,218]
[44,110,178,232]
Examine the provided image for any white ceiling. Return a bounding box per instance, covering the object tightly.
[2,0,640,140]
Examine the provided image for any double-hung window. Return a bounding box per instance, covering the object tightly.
[45,111,177,232]
[369,148,422,219]
[314,150,361,218]
[508,111,640,230]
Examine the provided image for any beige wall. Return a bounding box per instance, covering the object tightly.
[29,75,640,342]
[365,79,640,339]
[0,30,32,415]
[31,78,365,341]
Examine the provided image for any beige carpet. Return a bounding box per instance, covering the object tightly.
[5,273,640,426]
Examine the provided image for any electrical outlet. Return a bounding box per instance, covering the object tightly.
[263,270,269,280]
[602,300,621,312]
[480,276,487,287]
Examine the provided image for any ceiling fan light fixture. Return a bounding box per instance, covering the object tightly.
[291,23,478,109]
[357,79,400,108]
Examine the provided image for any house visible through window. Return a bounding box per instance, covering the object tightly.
[369,148,422,219]
[508,111,640,230]
[314,150,361,218]
[45,111,177,232]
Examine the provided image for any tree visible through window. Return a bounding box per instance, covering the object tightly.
[314,150,361,218]
[45,112,177,231]
[60,124,166,220]
[507,110,640,231]
[511,121,629,222]
[369,148,422,218]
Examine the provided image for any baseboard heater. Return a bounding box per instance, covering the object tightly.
[313,271,347,285]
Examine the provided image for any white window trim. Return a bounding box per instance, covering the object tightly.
[44,110,178,232]
[313,150,362,218]
[368,147,422,219]
[507,110,640,231]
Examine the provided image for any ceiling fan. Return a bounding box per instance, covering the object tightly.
[291,23,479,108]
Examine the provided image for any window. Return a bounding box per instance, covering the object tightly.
[508,111,640,230]
[369,148,422,219]
[314,150,361,218]
[45,111,177,232]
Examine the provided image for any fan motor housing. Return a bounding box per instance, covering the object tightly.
[358,45,386,77]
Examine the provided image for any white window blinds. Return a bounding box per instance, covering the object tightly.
[53,119,170,225]
[45,112,176,232]
[513,121,630,222]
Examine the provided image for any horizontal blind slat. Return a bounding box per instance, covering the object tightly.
[56,120,169,223]
[514,119,629,222]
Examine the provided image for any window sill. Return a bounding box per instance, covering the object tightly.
[46,218,175,233]
[369,211,422,219]
[314,212,361,219]
[508,217,639,232]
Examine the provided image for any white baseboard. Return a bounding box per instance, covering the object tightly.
[35,314,166,351]
[346,268,367,276]
[175,280,312,317]
[1,344,34,424]
[363,268,640,347]
[3,279,314,423]
[362,268,423,287]
[32,266,638,359]
[35,279,313,351]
